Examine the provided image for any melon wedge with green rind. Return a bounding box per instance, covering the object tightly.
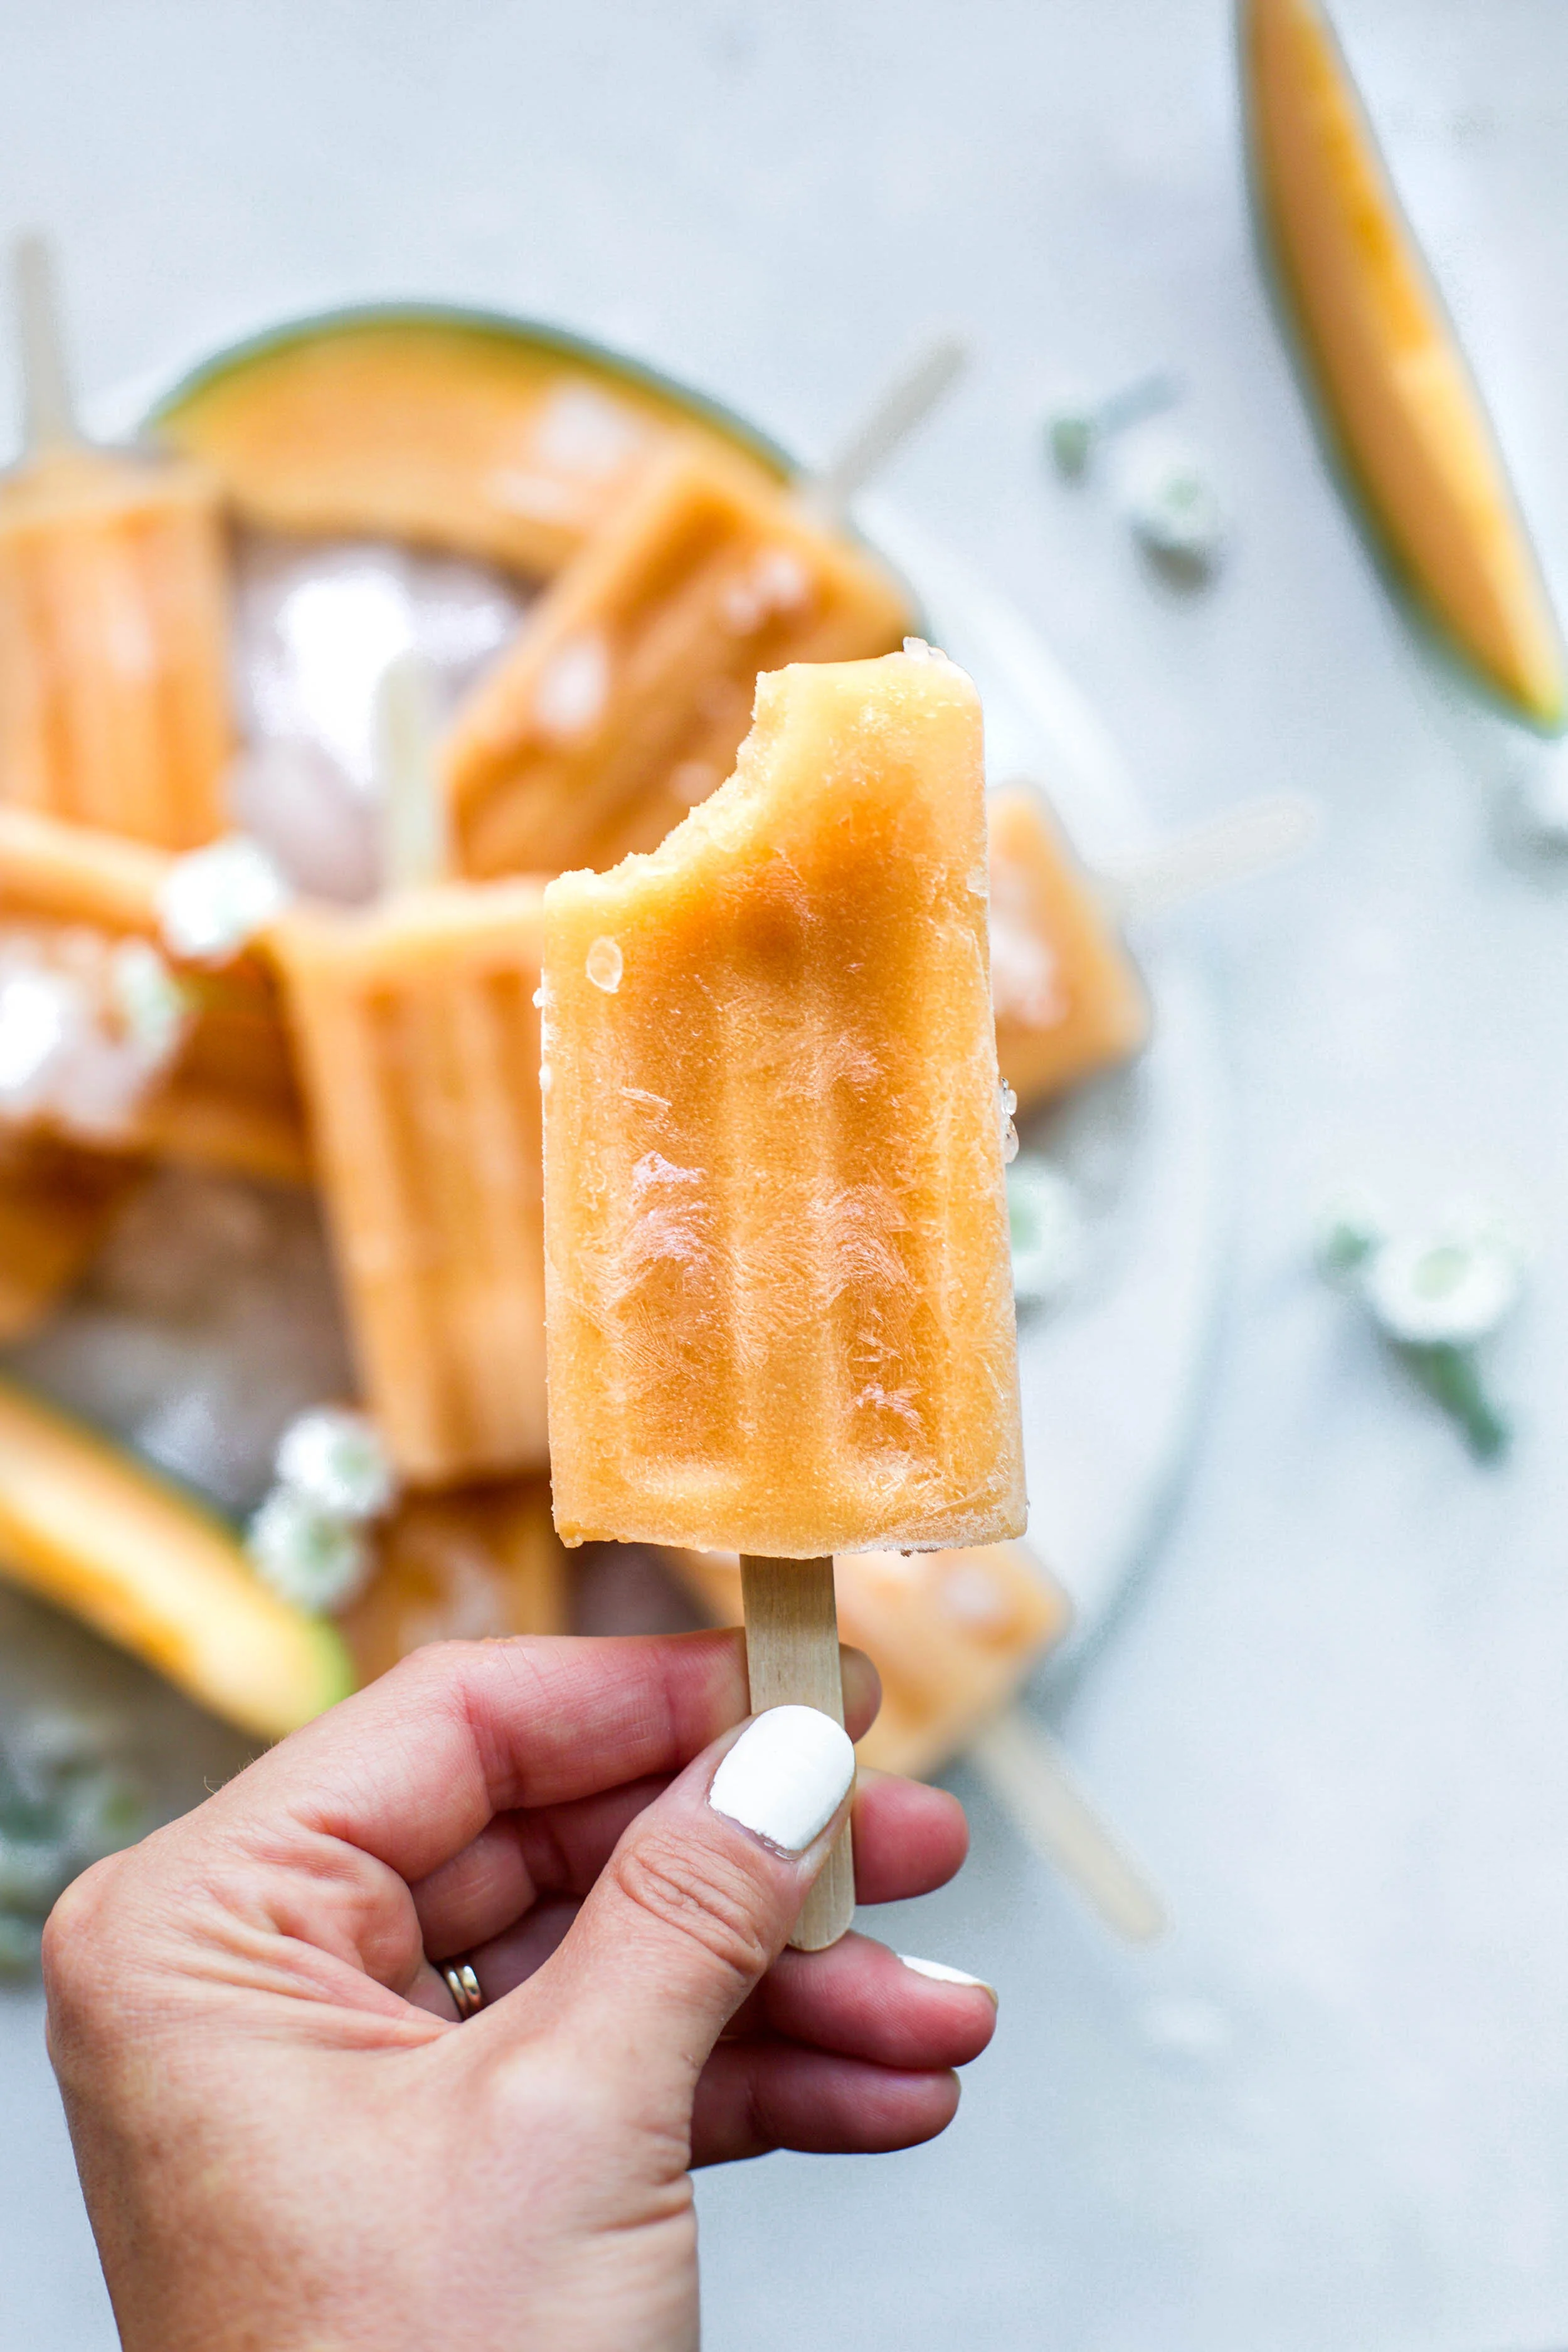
[1242,0,1565,727]
[0,1375,351,1739]
[150,306,788,581]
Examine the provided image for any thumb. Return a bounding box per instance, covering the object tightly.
[542,1706,855,2115]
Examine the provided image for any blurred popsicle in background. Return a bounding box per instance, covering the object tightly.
[341,1474,566,1682]
[0,805,307,1180]
[440,442,913,877]
[0,237,236,845]
[268,657,551,1486]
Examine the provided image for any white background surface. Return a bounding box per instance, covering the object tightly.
[4,4,1568,2347]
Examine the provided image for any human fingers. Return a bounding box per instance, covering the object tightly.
[406,1898,582,2020]
[411,1722,935,1969]
[689,2042,961,2164]
[506,1707,857,2121]
[724,1932,997,2070]
[48,1634,821,2020]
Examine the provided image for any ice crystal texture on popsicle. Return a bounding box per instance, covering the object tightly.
[543,649,1026,1556]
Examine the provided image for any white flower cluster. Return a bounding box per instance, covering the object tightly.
[1315,1193,1525,1457]
[246,1407,397,1614]
[157,834,294,965]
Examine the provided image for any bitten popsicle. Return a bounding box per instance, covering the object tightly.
[542,647,1026,1946]
[441,443,912,879]
[0,239,234,849]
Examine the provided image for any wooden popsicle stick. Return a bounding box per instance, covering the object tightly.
[801,335,969,524]
[1093,788,1320,924]
[12,233,80,454]
[374,650,447,893]
[969,1705,1167,1944]
[739,1554,856,1951]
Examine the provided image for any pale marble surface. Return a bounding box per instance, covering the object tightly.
[5,4,1568,2346]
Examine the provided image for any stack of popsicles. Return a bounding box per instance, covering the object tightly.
[0,253,1163,1825]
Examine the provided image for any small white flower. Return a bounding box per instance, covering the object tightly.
[157,836,294,966]
[1123,447,1226,572]
[1007,1154,1086,1310]
[247,1487,371,1614]
[273,1407,396,1523]
[1362,1215,1525,1347]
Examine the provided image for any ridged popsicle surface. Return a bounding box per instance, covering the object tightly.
[442,445,911,879]
[270,883,548,1485]
[543,649,1025,1556]
[0,448,233,850]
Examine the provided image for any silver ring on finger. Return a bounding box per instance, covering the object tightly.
[440,1958,485,2020]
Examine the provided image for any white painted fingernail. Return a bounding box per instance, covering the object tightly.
[899,1954,999,2005]
[709,1705,855,1855]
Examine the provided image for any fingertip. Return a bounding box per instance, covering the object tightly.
[839,1646,881,1742]
[850,1772,969,1904]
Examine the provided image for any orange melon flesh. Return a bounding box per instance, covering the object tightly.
[543,650,1026,1558]
[267,882,550,1488]
[668,1540,1067,1779]
[0,1375,351,1738]
[154,317,785,581]
[442,443,912,879]
[1244,0,1565,724]
[342,1476,567,1685]
[0,444,235,848]
[0,805,309,1185]
[988,785,1149,1114]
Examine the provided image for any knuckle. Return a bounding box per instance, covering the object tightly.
[40,1854,128,2026]
[612,1827,773,1988]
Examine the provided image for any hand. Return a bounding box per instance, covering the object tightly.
[44,1631,996,2351]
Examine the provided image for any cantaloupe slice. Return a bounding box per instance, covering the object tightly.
[0,1376,351,1738]
[151,309,787,581]
[1243,0,1565,724]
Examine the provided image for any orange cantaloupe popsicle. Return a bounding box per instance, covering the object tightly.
[267,881,549,1487]
[341,1473,567,1683]
[542,647,1026,1557]
[441,444,912,879]
[667,1539,1068,1780]
[988,783,1150,1115]
[0,805,307,1182]
[0,443,235,850]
